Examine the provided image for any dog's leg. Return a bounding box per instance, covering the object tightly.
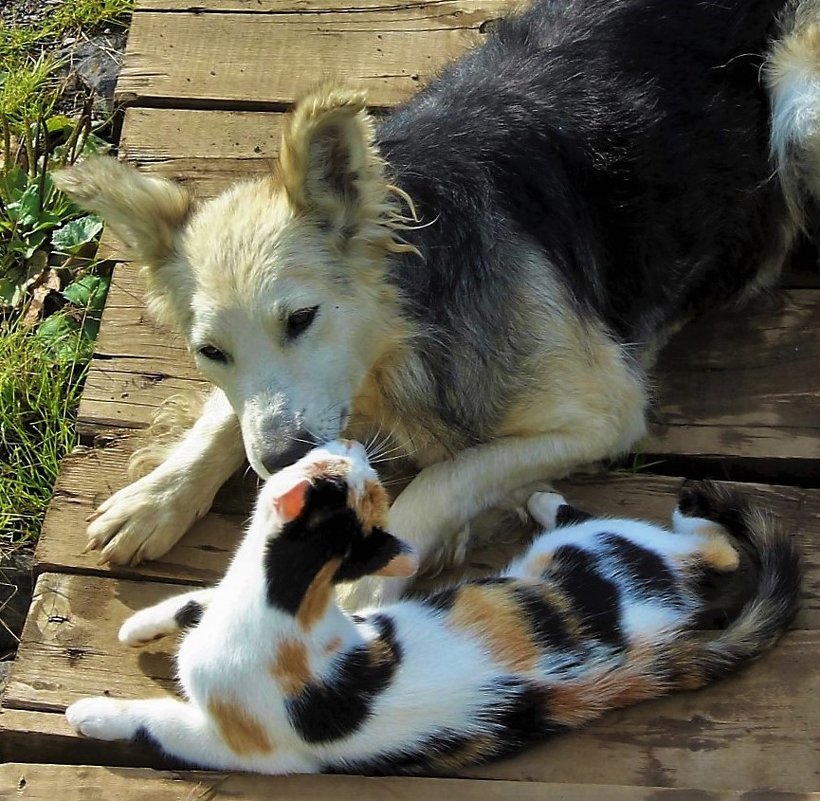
[87,389,245,565]
[345,417,644,608]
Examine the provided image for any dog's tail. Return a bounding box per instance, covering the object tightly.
[674,481,801,685]
[766,0,820,225]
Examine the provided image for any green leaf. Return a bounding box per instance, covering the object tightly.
[1,166,28,202]
[51,215,103,253]
[0,277,24,309]
[6,184,42,227]
[35,313,89,362]
[7,229,47,257]
[45,115,74,136]
[63,274,108,312]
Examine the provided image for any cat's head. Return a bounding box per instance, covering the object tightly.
[258,440,418,600]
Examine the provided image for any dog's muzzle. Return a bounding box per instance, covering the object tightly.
[259,433,315,476]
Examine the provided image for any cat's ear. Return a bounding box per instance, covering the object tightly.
[335,526,419,582]
[274,479,311,523]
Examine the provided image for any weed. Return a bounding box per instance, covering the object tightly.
[0,0,134,556]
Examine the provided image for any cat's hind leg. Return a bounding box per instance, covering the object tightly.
[527,492,593,531]
[119,588,215,647]
[672,482,740,572]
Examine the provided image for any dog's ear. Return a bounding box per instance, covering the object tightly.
[53,157,192,266]
[279,86,386,240]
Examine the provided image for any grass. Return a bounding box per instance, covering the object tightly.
[0,315,89,546]
[0,0,134,554]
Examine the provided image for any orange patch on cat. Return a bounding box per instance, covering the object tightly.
[207,696,273,756]
[324,636,343,655]
[431,734,496,771]
[349,479,390,533]
[297,557,342,631]
[270,638,311,696]
[699,538,740,572]
[524,552,554,576]
[448,585,539,672]
[306,460,348,481]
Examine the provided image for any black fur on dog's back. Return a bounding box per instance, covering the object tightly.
[378,0,791,361]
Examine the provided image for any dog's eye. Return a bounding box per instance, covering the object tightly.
[287,306,319,338]
[198,345,229,363]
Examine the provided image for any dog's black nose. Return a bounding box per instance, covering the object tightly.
[260,434,315,475]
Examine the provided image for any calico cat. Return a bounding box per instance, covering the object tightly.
[66,440,800,775]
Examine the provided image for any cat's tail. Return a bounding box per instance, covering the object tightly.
[674,480,801,686]
[543,483,800,731]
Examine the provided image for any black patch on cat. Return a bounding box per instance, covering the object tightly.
[264,476,362,615]
[601,533,681,602]
[288,613,401,743]
[556,504,593,526]
[513,584,574,650]
[329,728,477,776]
[173,600,204,630]
[551,545,623,646]
[423,585,459,613]
[489,678,556,742]
[333,526,407,582]
[327,679,567,776]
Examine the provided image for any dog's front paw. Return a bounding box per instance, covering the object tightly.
[66,698,138,741]
[86,471,207,566]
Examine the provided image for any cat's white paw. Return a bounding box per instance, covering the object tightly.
[119,608,176,647]
[66,697,138,741]
[527,492,567,530]
[86,470,208,566]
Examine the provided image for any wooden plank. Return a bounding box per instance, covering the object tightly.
[3,574,193,711]
[79,268,820,471]
[0,710,174,769]
[34,444,820,624]
[3,572,817,791]
[6,764,813,801]
[645,291,820,466]
[137,0,509,11]
[117,3,506,109]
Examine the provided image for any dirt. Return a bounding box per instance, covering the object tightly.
[1,0,129,119]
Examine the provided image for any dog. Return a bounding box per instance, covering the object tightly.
[56,0,820,606]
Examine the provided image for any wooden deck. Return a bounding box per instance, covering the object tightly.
[2,1,819,797]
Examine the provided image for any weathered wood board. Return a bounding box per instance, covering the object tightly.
[78,268,820,478]
[3,571,818,791]
[34,445,820,626]
[117,1,508,109]
[7,763,815,801]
